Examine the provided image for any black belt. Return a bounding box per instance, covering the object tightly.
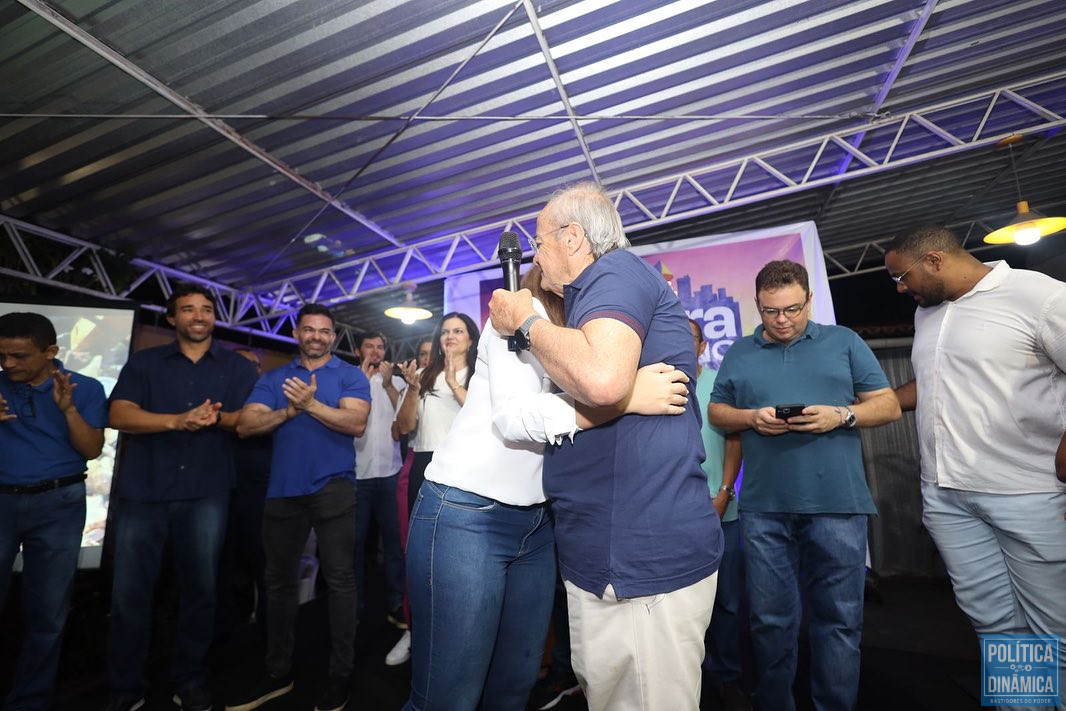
[0,473,87,495]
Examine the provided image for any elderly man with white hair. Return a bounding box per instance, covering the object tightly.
[490,182,723,711]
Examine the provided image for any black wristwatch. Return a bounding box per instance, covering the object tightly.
[512,314,543,351]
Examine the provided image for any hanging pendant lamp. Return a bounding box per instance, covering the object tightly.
[983,135,1066,245]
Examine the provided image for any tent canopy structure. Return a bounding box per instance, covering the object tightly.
[2,0,1065,349]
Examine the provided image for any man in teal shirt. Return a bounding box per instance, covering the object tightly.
[708,260,900,711]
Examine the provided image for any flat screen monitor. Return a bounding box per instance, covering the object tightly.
[1,296,138,569]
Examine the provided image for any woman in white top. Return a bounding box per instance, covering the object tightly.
[395,312,480,514]
[402,267,689,711]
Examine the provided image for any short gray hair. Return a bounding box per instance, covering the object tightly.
[545,182,630,258]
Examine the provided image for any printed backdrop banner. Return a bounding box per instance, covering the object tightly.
[443,221,834,370]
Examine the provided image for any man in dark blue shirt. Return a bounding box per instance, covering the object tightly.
[1,311,107,711]
[105,284,257,711]
[709,260,900,711]
[490,182,723,710]
[230,303,370,711]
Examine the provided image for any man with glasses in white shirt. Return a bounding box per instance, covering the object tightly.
[885,226,1066,710]
[708,259,900,711]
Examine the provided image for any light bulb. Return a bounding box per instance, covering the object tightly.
[1014,226,1041,246]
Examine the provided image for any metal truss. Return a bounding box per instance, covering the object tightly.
[237,68,1066,325]
[16,0,401,250]
[5,71,1065,333]
[1,214,362,354]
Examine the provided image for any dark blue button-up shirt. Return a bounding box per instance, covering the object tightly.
[109,341,257,502]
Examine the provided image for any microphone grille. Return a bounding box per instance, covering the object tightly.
[498,231,522,253]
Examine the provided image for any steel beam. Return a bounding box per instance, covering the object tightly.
[522,0,602,183]
[0,214,361,354]
[827,0,939,189]
[222,69,1066,325]
[15,0,401,250]
[5,72,1064,329]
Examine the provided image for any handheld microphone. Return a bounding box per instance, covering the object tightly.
[498,231,523,351]
[498,231,522,292]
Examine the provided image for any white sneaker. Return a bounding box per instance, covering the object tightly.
[385,630,411,666]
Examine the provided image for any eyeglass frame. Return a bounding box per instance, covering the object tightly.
[757,294,810,320]
[528,223,573,255]
[889,252,933,284]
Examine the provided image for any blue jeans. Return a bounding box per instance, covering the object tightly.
[354,474,405,611]
[404,481,555,711]
[0,482,86,711]
[922,482,1066,711]
[705,518,745,684]
[107,494,228,696]
[742,512,867,711]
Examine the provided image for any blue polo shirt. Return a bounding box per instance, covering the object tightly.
[543,249,723,598]
[0,361,108,485]
[709,321,887,514]
[246,355,370,499]
[110,341,257,502]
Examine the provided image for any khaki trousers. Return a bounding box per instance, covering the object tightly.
[566,572,718,711]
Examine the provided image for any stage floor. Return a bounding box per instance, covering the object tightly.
[2,565,981,711]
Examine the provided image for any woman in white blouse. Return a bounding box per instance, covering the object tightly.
[401,267,689,711]
[395,311,480,514]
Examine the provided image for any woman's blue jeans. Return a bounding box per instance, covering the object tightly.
[404,480,555,711]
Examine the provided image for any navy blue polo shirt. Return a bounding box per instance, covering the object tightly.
[0,360,108,485]
[245,355,370,499]
[110,341,257,502]
[543,249,723,598]
[709,321,888,514]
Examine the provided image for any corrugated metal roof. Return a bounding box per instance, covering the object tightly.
[2,0,1065,339]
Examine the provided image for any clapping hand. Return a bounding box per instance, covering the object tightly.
[443,349,461,390]
[0,392,15,422]
[174,399,223,431]
[282,374,318,411]
[399,359,419,388]
[52,370,77,413]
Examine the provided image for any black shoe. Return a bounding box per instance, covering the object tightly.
[527,669,581,710]
[173,682,213,711]
[314,675,350,711]
[224,673,293,711]
[102,696,145,711]
[386,604,409,630]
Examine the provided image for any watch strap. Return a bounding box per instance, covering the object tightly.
[517,314,543,348]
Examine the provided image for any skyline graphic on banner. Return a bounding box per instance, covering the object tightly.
[643,233,805,369]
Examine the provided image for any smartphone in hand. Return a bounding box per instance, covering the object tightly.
[775,403,806,420]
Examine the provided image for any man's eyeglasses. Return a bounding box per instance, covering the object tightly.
[889,253,931,284]
[758,296,809,319]
[528,223,572,255]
